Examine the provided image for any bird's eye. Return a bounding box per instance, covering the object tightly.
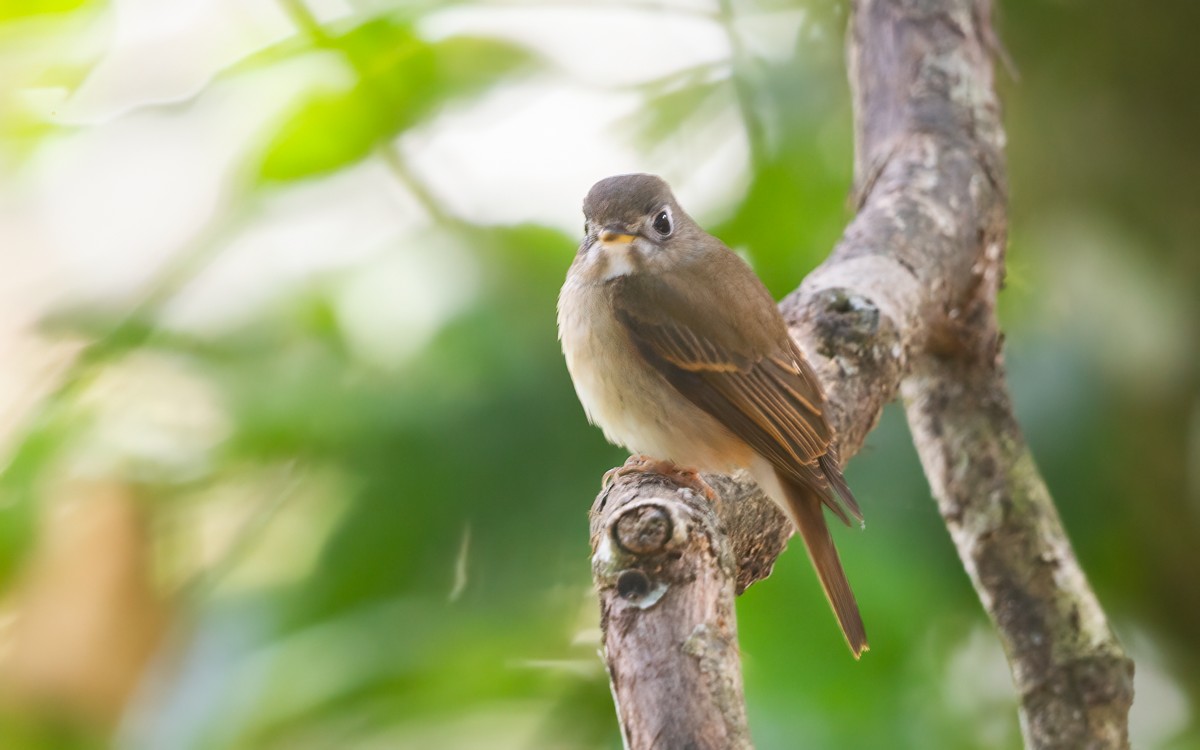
[652,208,673,237]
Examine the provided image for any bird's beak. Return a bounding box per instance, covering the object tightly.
[599,227,637,247]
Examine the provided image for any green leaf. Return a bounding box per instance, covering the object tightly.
[0,0,94,22]
[432,36,532,97]
[256,18,532,183]
[616,68,729,151]
[258,84,393,182]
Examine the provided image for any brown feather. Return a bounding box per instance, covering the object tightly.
[781,470,869,657]
[612,272,861,525]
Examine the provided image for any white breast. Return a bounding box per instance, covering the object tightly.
[556,276,747,473]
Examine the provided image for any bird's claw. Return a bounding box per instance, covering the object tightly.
[602,454,718,502]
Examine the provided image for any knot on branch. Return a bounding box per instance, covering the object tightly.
[596,497,692,609]
[613,502,674,555]
[615,569,653,601]
[591,469,741,606]
[782,282,907,452]
[592,490,703,610]
[592,469,794,600]
[812,288,883,362]
[783,279,906,384]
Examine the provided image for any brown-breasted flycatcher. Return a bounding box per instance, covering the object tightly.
[557,173,867,657]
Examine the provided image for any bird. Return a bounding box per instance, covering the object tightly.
[557,173,867,657]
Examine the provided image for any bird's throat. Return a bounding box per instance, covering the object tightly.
[600,244,639,280]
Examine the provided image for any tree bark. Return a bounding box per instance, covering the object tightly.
[591,471,755,750]
[588,0,1134,747]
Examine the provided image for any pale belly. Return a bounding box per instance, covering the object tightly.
[557,281,751,473]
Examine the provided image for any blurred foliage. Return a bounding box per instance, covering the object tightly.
[0,0,95,23]
[0,0,104,163]
[0,0,1197,749]
[258,15,531,181]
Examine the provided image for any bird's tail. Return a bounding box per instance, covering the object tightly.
[779,471,868,658]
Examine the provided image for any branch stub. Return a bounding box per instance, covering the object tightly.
[612,503,674,556]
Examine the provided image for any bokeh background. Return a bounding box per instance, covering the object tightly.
[0,0,1197,748]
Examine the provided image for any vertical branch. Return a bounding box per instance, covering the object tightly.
[590,469,753,750]
[903,357,1135,747]
[843,0,1136,745]
[590,0,1135,747]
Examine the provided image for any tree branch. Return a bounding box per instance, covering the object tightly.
[589,0,1134,747]
[590,471,754,750]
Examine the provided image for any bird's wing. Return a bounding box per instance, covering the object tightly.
[614,301,862,524]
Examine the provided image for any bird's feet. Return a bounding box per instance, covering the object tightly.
[602,454,718,502]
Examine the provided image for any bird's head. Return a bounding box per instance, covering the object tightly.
[576,173,707,283]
